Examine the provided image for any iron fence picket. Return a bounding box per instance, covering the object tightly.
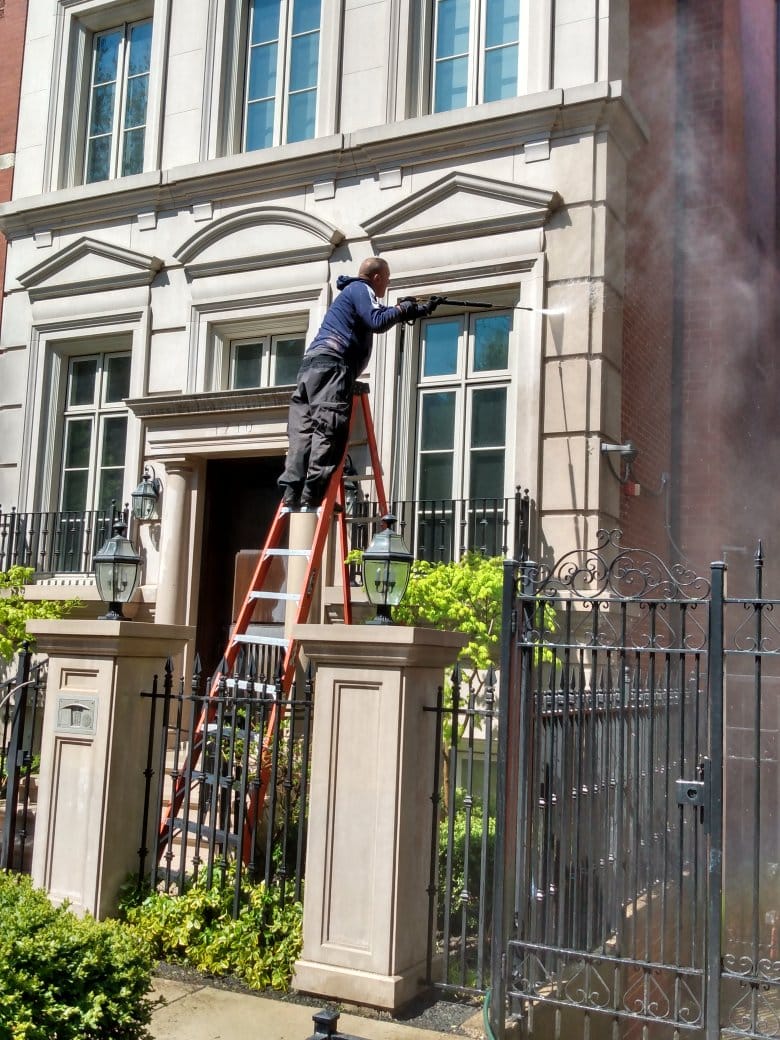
[139,653,312,916]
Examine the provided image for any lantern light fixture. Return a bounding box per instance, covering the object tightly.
[130,464,162,520]
[93,517,141,620]
[362,514,414,625]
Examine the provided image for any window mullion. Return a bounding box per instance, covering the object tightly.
[111,26,129,178]
[472,0,483,105]
[277,0,292,145]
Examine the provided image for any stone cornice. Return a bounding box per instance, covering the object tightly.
[0,82,645,239]
[126,387,291,420]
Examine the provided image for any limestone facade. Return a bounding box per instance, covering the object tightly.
[0,1,643,653]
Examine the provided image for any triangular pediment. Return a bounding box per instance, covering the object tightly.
[363,171,561,250]
[174,206,344,279]
[19,237,163,301]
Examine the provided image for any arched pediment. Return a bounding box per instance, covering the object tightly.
[18,237,163,301]
[174,206,344,279]
[363,171,562,250]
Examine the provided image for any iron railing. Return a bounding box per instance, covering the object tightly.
[0,506,117,574]
[0,645,47,872]
[139,653,312,915]
[425,664,499,995]
[349,490,531,564]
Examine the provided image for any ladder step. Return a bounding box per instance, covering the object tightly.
[232,634,290,649]
[223,677,279,696]
[264,548,312,558]
[249,591,301,602]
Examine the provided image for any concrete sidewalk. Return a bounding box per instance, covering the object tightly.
[148,977,487,1040]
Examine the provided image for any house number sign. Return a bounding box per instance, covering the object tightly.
[56,696,97,735]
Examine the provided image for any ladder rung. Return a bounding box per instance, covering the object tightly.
[264,548,312,558]
[223,678,279,695]
[249,591,301,601]
[232,634,290,649]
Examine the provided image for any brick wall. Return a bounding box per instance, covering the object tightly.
[623,0,779,580]
[0,0,28,327]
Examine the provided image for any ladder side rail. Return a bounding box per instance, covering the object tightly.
[357,389,389,516]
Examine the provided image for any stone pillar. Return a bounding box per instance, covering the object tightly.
[155,460,192,626]
[27,619,194,919]
[292,624,466,1011]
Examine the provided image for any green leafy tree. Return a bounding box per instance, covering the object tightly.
[0,566,79,662]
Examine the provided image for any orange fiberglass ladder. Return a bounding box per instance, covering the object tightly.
[158,383,389,858]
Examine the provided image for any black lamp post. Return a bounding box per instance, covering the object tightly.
[362,514,414,624]
[93,518,141,620]
[130,465,162,521]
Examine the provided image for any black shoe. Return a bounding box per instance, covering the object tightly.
[282,490,301,510]
[300,497,321,512]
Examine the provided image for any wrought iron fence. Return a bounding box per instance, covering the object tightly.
[0,506,117,574]
[425,664,499,995]
[0,645,47,872]
[139,652,312,915]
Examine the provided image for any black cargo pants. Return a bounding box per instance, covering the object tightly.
[278,353,353,506]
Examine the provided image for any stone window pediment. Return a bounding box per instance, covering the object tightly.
[174,206,344,280]
[19,237,163,301]
[363,171,562,251]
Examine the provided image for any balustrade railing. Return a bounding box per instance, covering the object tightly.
[0,507,116,575]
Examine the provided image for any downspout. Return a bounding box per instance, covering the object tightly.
[669,0,690,563]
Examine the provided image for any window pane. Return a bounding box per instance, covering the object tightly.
[61,471,89,513]
[128,21,153,76]
[69,359,98,407]
[64,419,93,468]
[484,43,518,102]
[121,128,145,176]
[422,321,460,377]
[290,31,319,91]
[232,342,263,389]
[89,82,116,137]
[246,100,275,149]
[105,355,131,402]
[486,0,519,47]
[421,392,456,450]
[469,449,505,499]
[434,56,468,112]
[101,416,127,467]
[473,314,510,370]
[94,30,121,84]
[436,0,470,57]
[86,136,112,182]
[98,469,124,512]
[274,338,305,385]
[471,387,506,447]
[287,89,316,142]
[419,455,454,500]
[249,41,278,100]
[124,75,149,130]
[293,0,321,34]
[251,0,282,44]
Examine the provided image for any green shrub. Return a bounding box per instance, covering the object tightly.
[123,869,302,993]
[0,871,154,1040]
[0,566,80,663]
[439,790,496,925]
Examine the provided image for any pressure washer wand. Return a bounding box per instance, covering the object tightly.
[399,295,494,310]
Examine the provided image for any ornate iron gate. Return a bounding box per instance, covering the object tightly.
[490,532,780,1040]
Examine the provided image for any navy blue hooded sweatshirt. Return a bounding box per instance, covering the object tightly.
[305,274,410,379]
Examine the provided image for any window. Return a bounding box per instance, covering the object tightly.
[414,312,511,556]
[229,335,305,388]
[243,0,322,150]
[432,0,520,113]
[59,352,131,513]
[84,19,152,183]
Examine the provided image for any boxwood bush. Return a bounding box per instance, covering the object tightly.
[0,871,154,1040]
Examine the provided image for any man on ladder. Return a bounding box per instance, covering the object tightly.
[278,257,435,511]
